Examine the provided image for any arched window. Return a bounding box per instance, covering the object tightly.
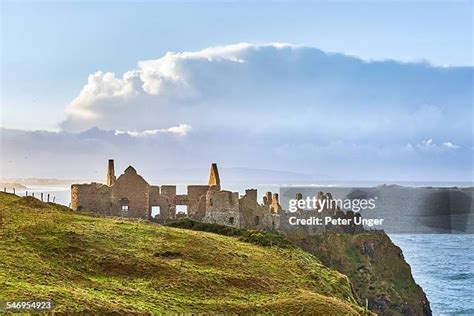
[229,217,235,225]
[254,216,260,226]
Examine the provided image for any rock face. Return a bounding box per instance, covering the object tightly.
[287,231,432,315]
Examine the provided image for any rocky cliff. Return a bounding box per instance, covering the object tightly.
[287,231,432,315]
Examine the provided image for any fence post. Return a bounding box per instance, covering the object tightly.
[13,188,16,195]
[47,194,50,203]
[26,191,28,196]
[53,196,56,203]
[41,193,44,201]
[32,192,35,197]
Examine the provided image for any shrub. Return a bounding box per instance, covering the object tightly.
[165,218,292,248]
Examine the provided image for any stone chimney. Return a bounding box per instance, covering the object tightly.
[264,192,272,205]
[272,193,279,204]
[270,193,282,214]
[107,159,116,186]
[208,163,221,187]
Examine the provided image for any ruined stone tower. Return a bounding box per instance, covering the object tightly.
[208,163,220,187]
[107,159,116,186]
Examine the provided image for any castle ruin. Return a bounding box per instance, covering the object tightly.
[71,160,281,231]
[71,160,363,234]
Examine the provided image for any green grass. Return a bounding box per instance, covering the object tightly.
[0,193,366,314]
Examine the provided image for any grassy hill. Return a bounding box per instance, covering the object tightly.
[0,192,368,314]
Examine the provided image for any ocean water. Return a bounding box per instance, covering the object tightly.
[8,185,474,315]
[390,234,474,315]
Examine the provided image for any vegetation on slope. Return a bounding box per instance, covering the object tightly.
[0,193,367,314]
[165,219,432,315]
[287,231,432,315]
[166,217,293,248]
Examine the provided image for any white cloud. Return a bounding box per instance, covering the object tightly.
[114,123,191,137]
[416,139,461,151]
[63,42,280,131]
[67,71,140,120]
[442,141,460,149]
[61,43,471,151]
[419,139,434,148]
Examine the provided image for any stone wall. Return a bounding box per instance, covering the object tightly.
[71,183,111,214]
[160,185,177,218]
[238,189,280,231]
[238,189,259,228]
[187,185,210,219]
[149,185,173,220]
[111,166,149,219]
[203,188,241,228]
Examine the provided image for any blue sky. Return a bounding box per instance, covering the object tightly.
[1,1,472,130]
[0,2,473,181]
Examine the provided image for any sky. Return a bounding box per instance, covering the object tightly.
[0,1,473,181]
[2,1,472,131]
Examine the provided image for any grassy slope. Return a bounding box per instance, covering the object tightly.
[0,193,366,314]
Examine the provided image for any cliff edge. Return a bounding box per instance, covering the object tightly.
[287,231,432,315]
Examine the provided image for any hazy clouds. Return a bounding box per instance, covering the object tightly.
[61,43,471,145]
[2,43,472,181]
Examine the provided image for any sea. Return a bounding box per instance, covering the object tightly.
[390,234,474,315]
[9,182,474,316]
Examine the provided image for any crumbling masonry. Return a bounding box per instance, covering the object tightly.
[71,160,281,231]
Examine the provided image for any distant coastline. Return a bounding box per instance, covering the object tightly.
[0,182,27,190]
[0,178,97,187]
